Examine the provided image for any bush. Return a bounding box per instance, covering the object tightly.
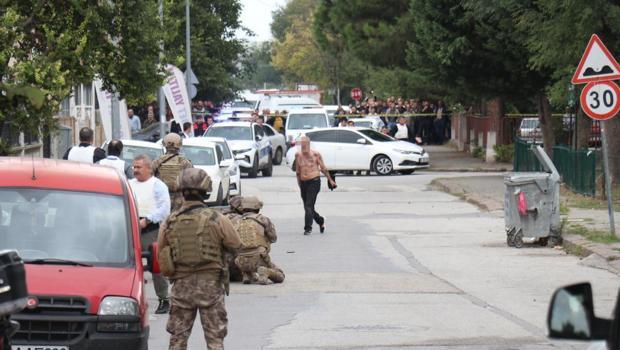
[494,144,514,163]
[472,146,486,160]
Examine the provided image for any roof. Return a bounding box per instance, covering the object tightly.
[181,138,218,148]
[0,157,125,195]
[287,108,328,115]
[102,139,163,149]
[210,121,253,127]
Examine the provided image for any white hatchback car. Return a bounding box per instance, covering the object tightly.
[180,138,231,205]
[204,122,273,178]
[203,136,241,197]
[350,116,385,131]
[286,128,429,175]
[261,124,286,165]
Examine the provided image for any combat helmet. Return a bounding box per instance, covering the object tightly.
[163,133,182,152]
[177,168,212,195]
[230,196,263,213]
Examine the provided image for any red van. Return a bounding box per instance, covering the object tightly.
[0,158,155,350]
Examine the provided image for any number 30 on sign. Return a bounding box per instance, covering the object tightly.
[580,81,620,120]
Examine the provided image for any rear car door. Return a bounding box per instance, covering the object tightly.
[334,130,372,170]
[305,130,338,169]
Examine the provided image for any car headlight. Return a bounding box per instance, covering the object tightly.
[98,296,139,316]
[234,148,252,154]
[394,149,417,155]
[228,166,238,176]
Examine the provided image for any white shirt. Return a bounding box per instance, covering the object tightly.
[98,156,126,176]
[129,177,170,223]
[395,124,408,139]
[68,145,96,163]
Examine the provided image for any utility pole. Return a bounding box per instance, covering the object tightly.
[158,0,167,138]
[111,93,120,139]
[186,0,192,97]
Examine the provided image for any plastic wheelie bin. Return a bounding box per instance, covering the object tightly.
[505,145,562,248]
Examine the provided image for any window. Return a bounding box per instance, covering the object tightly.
[216,142,232,160]
[181,146,216,166]
[338,130,363,144]
[358,129,394,142]
[204,126,252,141]
[253,124,265,139]
[287,114,328,129]
[263,125,275,136]
[121,145,163,164]
[307,130,339,143]
[0,189,130,266]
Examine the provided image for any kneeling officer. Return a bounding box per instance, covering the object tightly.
[157,168,242,350]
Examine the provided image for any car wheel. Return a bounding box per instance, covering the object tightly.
[262,154,273,177]
[273,147,283,165]
[513,230,524,249]
[248,154,259,178]
[372,155,393,176]
[399,169,415,175]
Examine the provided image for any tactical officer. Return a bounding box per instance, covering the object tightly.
[227,196,284,285]
[158,168,241,350]
[152,133,193,211]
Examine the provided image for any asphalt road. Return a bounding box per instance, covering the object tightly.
[146,166,619,349]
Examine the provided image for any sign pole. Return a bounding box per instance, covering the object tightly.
[600,120,617,236]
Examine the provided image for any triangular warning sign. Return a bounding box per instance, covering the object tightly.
[572,34,620,84]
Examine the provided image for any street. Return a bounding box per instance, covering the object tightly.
[146,165,620,350]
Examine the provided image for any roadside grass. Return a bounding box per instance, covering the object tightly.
[565,223,620,244]
[561,184,620,211]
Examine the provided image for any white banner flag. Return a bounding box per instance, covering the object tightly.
[163,65,193,126]
[94,79,132,140]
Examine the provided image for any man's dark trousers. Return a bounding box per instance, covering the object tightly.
[299,177,324,232]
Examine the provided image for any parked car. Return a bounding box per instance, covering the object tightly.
[349,116,385,131]
[518,117,542,140]
[547,282,618,350]
[256,96,321,113]
[102,139,164,167]
[286,127,430,175]
[261,124,287,165]
[203,136,242,197]
[180,138,232,205]
[284,108,330,147]
[203,121,273,178]
[214,107,254,123]
[0,157,156,349]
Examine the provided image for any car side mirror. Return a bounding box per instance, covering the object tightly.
[142,244,160,274]
[548,282,604,341]
[356,138,367,144]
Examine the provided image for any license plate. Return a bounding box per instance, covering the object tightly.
[12,346,69,350]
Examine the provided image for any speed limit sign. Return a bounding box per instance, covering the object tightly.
[580,81,620,120]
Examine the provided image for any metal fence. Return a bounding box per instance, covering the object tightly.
[513,138,597,196]
[552,145,597,197]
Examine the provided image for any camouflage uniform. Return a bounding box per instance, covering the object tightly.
[227,196,285,285]
[158,168,241,350]
[153,133,193,211]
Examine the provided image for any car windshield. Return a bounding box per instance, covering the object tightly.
[353,121,373,128]
[121,145,162,164]
[288,114,328,129]
[358,129,395,142]
[205,126,252,140]
[231,101,255,109]
[0,189,130,266]
[181,146,216,166]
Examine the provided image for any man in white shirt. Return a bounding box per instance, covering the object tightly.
[98,139,133,178]
[62,127,106,163]
[182,122,193,139]
[389,116,410,141]
[128,108,141,133]
[128,154,171,314]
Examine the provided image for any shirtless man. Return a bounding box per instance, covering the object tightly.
[295,136,337,235]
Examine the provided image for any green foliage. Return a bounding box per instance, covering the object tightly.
[237,42,283,90]
[164,0,246,103]
[473,146,486,160]
[493,144,514,163]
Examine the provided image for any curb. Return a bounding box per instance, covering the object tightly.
[424,168,511,173]
[431,177,620,275]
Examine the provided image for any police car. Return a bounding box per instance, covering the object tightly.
[203,121,273,178]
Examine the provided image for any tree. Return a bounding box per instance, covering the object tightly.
[237,41,283,90]
[0,1,165,155]
[164,0,247,103]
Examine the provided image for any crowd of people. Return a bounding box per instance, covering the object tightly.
[334,97,451,145]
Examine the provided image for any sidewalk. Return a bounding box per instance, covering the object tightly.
[423,144,512,172]
[426,146,620,275]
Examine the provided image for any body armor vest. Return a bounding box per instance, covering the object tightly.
[167,208,222,268]
[232,214,268,250]
[157,154,183,191]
